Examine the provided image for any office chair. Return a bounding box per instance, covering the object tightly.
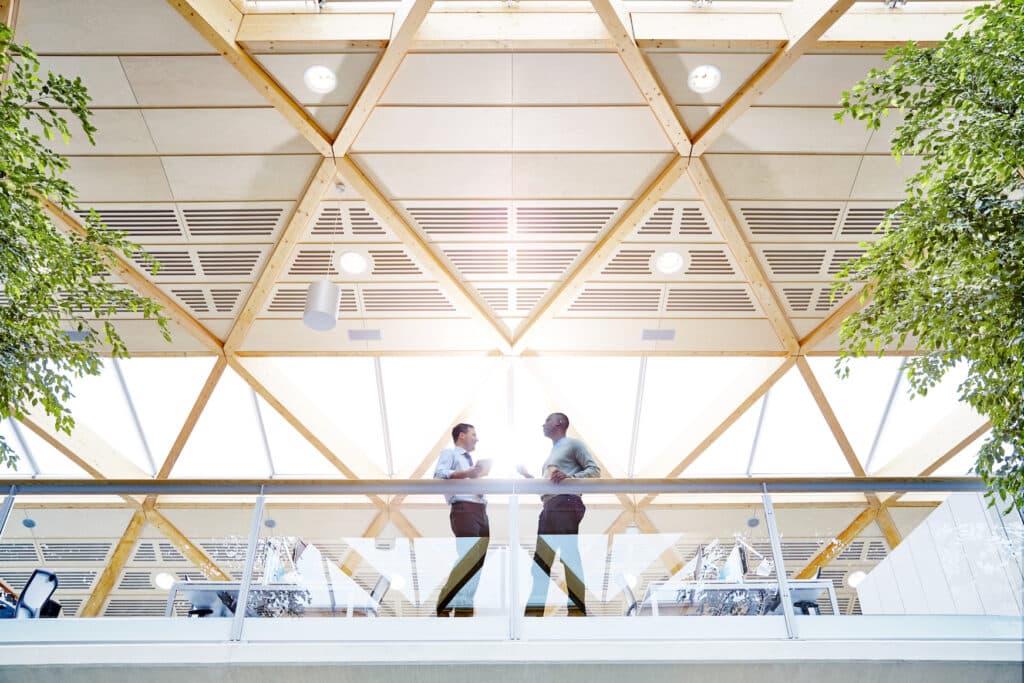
[0,570,59,619]
[615,574,638,616]
[366,575,390,617]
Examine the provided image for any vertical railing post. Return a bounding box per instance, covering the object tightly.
[508,485,520,641]
[762,484,796,639]
[0,485,17,539]
[231,486,266,641]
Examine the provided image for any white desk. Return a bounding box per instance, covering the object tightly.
[165,581,380,618]
[640,579,838,616]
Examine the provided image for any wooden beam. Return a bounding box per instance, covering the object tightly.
[332,0,435,156]
[80,510,146,617]
[513,155,690,348]
[166,0,332,156]
[688,158,800,353]
[20,405,150,479]
[0,0,20,28]
[795,506,877,579]
[143,502,232,581]
[639,357,796,503]
[156,356,227,479]
[590,0,691,156]
[874,506,902,550]
[796,356,865,477]
[224,157,337,354]
[335,156,511,348]
[40,197,224,356]
[413,10,614,51]
[237,12,391,51]
[798,283,873,355]
[689,0,857,156]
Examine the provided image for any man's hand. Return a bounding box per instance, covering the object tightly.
[549,469,569,484]
[453,465,483,479]
[516,464,533,479]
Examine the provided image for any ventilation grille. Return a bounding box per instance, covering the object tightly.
[183,208,281,237]
[39,542,111,562]
[196,250,260,276]
[783,285,847,313]
[290,249,336,276]
[827,249,864,275]
[211,288,242,313]
[309,204,387,238]
[836,541,865,561]
[0,543,40,562]
[134,250,195,277]
[159,543,185,563]
[370,250,421,276]
[841,207,897,236]
[407,207,509,236]
[686,249,734,276]
[763,249,827,275]
[604,249,653,276]
[815,287,841,312]
[638,205,713,237]
[349,207,386,236]
[104,599,168,617]
[266,287,358,314]
[313,206,345,236]
[569,288,660,312]
[445,250,509,275]
[782,287,814,312]
[362,288,454,312]
[477,287,509,312]
[742,207,840,236]
[517,287,546,312]
[172,288,209,314]
[132,542,157,563]
[133,248,265,279]
[517,249,579,275]
[117,571,155,591]
[516,206,617,235]
[866,541,888,561]
[83,208,182,239]
[666,287,755,312]
[53,571,97,590]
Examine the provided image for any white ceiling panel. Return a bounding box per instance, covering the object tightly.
[141,109,315,155]
[253,53,380,105]
[512,53,644,105]
[513,153,672,199]
[850,155,923,200]
[758,54,888,106]
[526,318,782,353]
[16,0,214,55]
[707,107,873,154]
[381,53,511,104]
[353,153,513,199]
[704,154,863,200]
[353,107,513,152]
[241,319,502,353]
[308,106,349,136]
[514,107,672,152]
[36,57,137,106]
[677,105,715,137]
[644,52,772,105]
[863,111,904,154]
[161,155,322,201]
[44,110,156,156]
[121,57,267,107]
[664,172,700,200]
[65,157,173,202]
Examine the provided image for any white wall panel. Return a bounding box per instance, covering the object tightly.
[906,525,958,615]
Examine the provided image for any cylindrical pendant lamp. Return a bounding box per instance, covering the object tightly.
[303,279,340,331]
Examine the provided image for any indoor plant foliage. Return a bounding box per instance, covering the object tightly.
[835,1,1023,506]
[0,24,168,468]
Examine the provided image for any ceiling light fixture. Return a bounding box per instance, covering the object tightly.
[687,64,722,94]
[303,65,337,94]
[303,279,340,331]
[654,250,687,275]
[882,0,907,8]
[153,572,176,591]
[846,570,867,588]
[338,251,368,275]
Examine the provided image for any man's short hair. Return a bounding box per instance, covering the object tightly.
[452,422,474,444]
[550,412,569,430]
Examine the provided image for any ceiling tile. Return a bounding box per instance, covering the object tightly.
[704,154,863,200]
[849,155,923,200]
[37,57,138,106]
[707,107,872,154]
[513,153,673,199]
[65,157,173,202]
[758,54,888,106]
[353,107,513,152]
[45,109,156,155]
[644,51,772,105]
[121,57,267,107]
[142,109,315,155]
[381,53,511,104]
[353,153,513,199]
[161,155,321,201]
[253,52,380,105]
[514,107,672,152]
[512,53,644,104]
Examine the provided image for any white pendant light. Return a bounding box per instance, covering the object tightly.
[303,279,340,331]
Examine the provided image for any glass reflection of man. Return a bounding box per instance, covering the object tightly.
[518,412,600,616]
[434,423,489,617]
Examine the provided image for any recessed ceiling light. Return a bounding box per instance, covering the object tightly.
[654,250,686,275]
[338,251,368,275]
[303,65,337,94]
[154,572,176,590]
[687,64,722,94]
[846,570,867,588]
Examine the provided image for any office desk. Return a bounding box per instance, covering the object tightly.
[639,579,838,616]
[165,581,380,618]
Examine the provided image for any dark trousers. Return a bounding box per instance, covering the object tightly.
[436,501,490,614]
[528,494,587,614]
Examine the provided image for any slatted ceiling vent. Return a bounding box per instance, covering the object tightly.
[604,249,653,276]
[815,288,841,312]
[763,249,827,276]
[477,287,509,312]
[362,288,454,312]
[0,543,40,562]
[741,207,840,236]
[0,572,33,590]
[183,207,281,237]
[159,542,185,563]
[81,208,182,239]
[666,288,755,312]
[837,541,865,561]
[290,249,336,276]
[445,249,509,275]
[841,207,898,236]
[134,250,195,277]
[406,206,509,236]
[172,288,208,313]
[370,250,421,276]
[517,249,579,275]
[40,542,111,562]
[118,571,155,590]
[132,542,157,563]
[349,207,386,236]
[196,250,261,276]
[570,288,660,312]
[517,287,546,312]
[827,249,864,275]
[210,288,242,313]
[516,206,616,235]
[686,249,734,276]
[172,288,243,315]
[104,599,168,617]
[638,205,713,237]
[52,571,97,590]
[783,287,814,312]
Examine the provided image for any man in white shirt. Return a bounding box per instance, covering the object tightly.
[433,423,489,616]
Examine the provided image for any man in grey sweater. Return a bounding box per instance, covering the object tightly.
[518,412,601,616]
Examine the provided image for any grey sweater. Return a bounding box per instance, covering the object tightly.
[540,437,601,501]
